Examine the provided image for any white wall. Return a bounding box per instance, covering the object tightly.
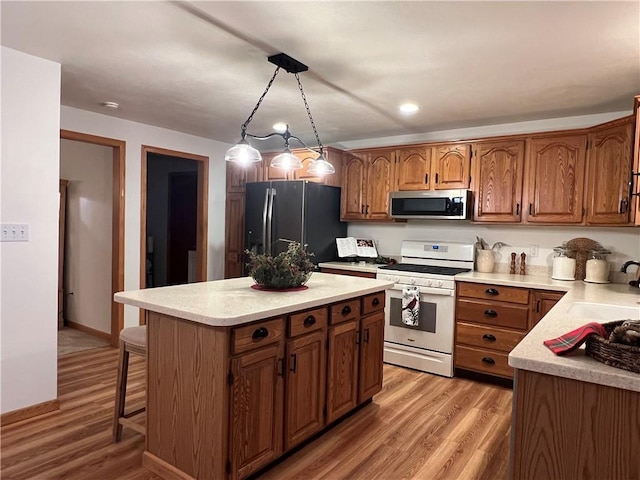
[60,140,113,334]
[1,47,61,414]
[60,106,230,327]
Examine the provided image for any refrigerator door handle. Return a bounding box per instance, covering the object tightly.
[266,188,276,255]
[262,188,270,254]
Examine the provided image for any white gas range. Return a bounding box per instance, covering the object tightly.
[376,240,474,377]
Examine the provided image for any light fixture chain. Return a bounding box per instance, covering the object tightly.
[241,67,281,131]
[295,73,323,151]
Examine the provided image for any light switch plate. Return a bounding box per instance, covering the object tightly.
[1,224,29,242]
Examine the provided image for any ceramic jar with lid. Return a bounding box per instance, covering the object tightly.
[584,249,611,283]
[552,245,576,281]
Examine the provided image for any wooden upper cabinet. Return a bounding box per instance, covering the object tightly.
[396,146,432,191]
[524,134,587,224]
[432,144,471,190]
[472,141,525,223]
[366,150,395,220]
[224,191,245,279]
[293,147,343,187]
[263,152,291,181]
[586,118,634,225]
[341,154,367,220]
[227,161,262,192]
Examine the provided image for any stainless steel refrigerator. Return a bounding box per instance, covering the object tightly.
[245,181,347,265]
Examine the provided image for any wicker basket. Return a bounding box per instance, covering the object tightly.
[585,321,640,374]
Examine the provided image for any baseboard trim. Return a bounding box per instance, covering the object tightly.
[66,321,111,341]
[142,451,196,480]
[1,398,60,426]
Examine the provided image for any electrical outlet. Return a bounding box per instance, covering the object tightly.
[1,224,29,242]
[529,244,539,258]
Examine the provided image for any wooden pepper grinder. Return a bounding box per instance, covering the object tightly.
[520,252,526,275]
[510,252,516,274]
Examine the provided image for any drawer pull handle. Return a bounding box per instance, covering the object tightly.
[252,327,269,340]
[482,357,495,365]
[484,309,498,317]
[341,305,352,316]
[482,334,496,342]
[372,298,380,307]
[485,288,499,296]
[303,315,316,327]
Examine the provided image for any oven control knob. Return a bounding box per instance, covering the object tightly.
[436,280,443,287]
[426,279,433,287]
[394,276,400,283]
[411,279,416,285]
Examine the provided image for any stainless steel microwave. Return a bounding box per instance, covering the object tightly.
[389,189,471,220]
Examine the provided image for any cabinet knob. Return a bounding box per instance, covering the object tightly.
[252,327,269,340]
[484,309,498,318]
[341,305,352,316]
[481,357,496,365]
[372,297,380,307]
[485,288,499,296]
[303,315,316,327]
[482,333,496,342]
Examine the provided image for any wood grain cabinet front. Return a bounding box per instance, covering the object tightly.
[455,282,564,379]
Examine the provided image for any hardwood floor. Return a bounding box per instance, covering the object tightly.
[1,347,512,480]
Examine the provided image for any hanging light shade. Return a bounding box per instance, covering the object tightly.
[307,152,335,175]
[270,148,303,170]
[224,139,262,165]
[224,53,334,174]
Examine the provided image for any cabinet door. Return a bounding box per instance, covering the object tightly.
[396,146,431,191]
[227,160,262,192]
[586,120,633,225]
[229,343,284,480]
[284,330,326,450]
[224,191,245,278]
[294,149,324,184]
[432,144,471,190]
[525,134,586,223]
[262,152,292,181]
[340,154,367,220]
[326,319,359,424]
[530,290,565,328]
[633,97,640,225]
[366,150,395,220]
[473,141,525,222]
[358,311,385,402]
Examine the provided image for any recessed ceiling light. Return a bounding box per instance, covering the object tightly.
[101,101,119,109]
[399,103,419,114]
[273,122,287,133]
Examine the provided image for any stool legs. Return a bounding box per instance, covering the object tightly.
[112,339,129,442]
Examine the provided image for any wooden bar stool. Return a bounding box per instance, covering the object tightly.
[112,325,146,442]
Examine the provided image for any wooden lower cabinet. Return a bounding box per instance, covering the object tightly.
[454,282,565,380]
[230,343,284,480]
[511,370,640,479]
[145,293,385,480]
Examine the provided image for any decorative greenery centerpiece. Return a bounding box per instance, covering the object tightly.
[246,242,315,289]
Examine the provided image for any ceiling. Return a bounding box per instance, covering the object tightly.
[2,1,639,150]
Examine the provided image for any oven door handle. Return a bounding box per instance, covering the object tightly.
[387,286,454,297]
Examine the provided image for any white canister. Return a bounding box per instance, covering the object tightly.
[476,250,495,273]
[552,247,576,281]
[584,250,610,283]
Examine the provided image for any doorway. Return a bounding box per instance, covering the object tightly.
[140,147,208,320]
[59,130,125,348]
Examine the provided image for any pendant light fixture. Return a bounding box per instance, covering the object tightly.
[224,53,334,174]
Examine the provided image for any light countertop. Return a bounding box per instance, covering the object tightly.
[456,273,640,392]
[318,261,382,274]
[114,273,394,327]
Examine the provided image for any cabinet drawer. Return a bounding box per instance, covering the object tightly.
[457,282,529,305]
[455,345,513,378]
[362,292,385,315]
[289,307,328,337]
[456,299,529,330]
[232,318,284,355]
[456,322,525,353]
[330,299,361,325]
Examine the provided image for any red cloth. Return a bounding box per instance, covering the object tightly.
[543,322,608,355]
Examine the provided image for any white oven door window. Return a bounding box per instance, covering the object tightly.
[384,288,454,354]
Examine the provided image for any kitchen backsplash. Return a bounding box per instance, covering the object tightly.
[347,222,640,284]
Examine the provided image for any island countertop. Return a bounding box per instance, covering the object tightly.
[114,273,394,327]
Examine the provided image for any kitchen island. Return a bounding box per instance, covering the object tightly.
[115,273,393,480]
[457,272,640,479]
